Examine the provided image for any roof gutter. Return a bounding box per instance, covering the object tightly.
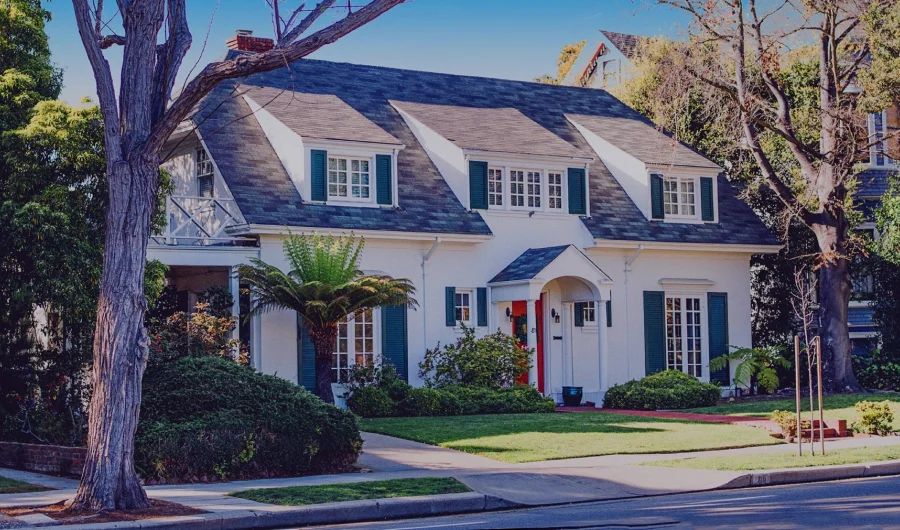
[592,239,782,255]
[236,224,493,243]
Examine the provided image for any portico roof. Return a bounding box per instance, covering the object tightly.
[489,245,611,284]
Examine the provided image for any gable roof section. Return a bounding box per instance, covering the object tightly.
[193,54,775,246]
[490,246,571,283]
[243,86,401,145]
[566,113,721,170]
[391,101,589,159]
[600,30,645,61]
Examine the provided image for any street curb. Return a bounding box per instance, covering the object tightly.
[719,460,900,489]
[36,492,520,530]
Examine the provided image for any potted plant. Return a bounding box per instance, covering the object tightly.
[561,386,583,407]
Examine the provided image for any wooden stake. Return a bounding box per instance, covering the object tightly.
[794,335,802,456]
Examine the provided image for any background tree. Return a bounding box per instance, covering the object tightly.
[534,40,586,85]
[69,0,404,511]
[654,0,900,391]
[239,233,416,404]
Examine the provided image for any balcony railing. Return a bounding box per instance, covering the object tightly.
[151,196,255,247]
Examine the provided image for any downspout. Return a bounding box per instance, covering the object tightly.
[623,244,644,380]
[421,237,442,368]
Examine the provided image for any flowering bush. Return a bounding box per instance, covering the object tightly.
[148,303,248,366]
[418,324,531,388]
[852,400,894,436]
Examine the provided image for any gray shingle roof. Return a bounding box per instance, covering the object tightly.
[192,54,775,246]
[600,30,645,61]
[243,87,401,145]
[566,113,721,170]
[490,246,571,283]
[391,101,589,159]
[856,168,895,198]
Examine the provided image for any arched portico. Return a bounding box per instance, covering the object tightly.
[488,245,613,404]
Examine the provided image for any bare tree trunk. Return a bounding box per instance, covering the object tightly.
[70,161,158,512]
[812,222,861,393]
[309,326,337,404]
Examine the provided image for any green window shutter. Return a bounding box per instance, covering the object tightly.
[700,176,715,221]
[476,288,488,327]
[445,287,456,327]
[567,167,587,215]
[469,161,488,210]
[708,292,729,385]
[310,149,327,202]
[376,154,392,205]
[650,174,664,220]
[643,291,665,375]
[381,305,409,381]
[574,302,584,327]
[606,300,612,328]
[297,315,316,392]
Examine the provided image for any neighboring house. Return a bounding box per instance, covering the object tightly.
[564,30,646,89]
[149,32,779,405]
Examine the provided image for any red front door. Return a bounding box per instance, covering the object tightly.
[511,299,544,393]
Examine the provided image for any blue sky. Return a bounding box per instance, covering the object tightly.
[45,0,691,105]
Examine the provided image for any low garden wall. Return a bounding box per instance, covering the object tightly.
[0,441,86,476]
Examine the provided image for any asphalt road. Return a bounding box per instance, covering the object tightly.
[299,475,900,529]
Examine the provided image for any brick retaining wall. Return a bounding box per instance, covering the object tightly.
[0,441,85,476]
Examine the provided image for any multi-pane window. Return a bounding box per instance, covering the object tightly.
[509,170,525,207]
[526,170,542,208]
[197,148,214,198]
[488,168,504,206]
[332,309,376,383]
[328,156,370,200]
[548,171,563,210]
[663,176,697,217]
[666,296,702,377]
[455,290,472,324]
[582,301,596,324]
[870,111,889,166]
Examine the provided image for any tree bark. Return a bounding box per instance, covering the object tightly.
[308,325,338,404]
[69,160,158,512]
[813,222,862,393]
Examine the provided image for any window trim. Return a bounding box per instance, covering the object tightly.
[661,174,699,220]
[454,288,474,326]
[663,293,707,380]
[332,308,381,384]
[327,154,374,203]
[196,147,215,198]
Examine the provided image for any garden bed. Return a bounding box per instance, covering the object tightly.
[2,500,203,526]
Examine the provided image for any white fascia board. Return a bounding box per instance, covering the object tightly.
[391,103,470,210]
[647,163,721,177]
[243,95,307,199]
[567,117,651,219]
[147,245,260,267]
[591,239,782,254]
[241,224,493,244]
[303,138,406,152]
[461,149,594,166]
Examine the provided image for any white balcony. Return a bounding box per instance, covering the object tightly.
[151,195,255,247]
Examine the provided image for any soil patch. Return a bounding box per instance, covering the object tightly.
[2,499,204,526]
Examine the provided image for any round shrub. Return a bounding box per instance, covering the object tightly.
[602,370,722,410]
[345,386,395,418]
[137,356,361,481]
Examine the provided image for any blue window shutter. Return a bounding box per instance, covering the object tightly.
[310,149,327,202]
[376,154,392,205]
[650,174,664,220]
[606,300,612,328]
[643,291,665,375]
[381,305,408,381]
[574,302,584,327]
[708,292,729,384]
[700,176,715,221]
[476,288,488,327]
[445,287,456,327]
[567,168,586,215]
[297,315,316,392]
[469,161,488,210]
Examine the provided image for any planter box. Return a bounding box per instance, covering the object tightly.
[0,441,86,476]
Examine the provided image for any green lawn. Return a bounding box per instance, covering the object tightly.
[360,413,781,463]
[684,393,900,429]
[229,478,469,506]
[644,445,900,471]
[0,476,48,494]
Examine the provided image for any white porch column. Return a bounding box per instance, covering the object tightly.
[229,267,241,341]
[597,297,609,395]
[526,299,538,387]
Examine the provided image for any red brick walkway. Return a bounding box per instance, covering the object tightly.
[557,406,778,431]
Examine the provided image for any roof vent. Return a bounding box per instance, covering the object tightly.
[226,29,274,53]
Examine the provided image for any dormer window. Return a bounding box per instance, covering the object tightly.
[470,162,587,215]
[197,148,214,198]
[328,156,371,201]
[651,172,716,222]
[662,175,697,218]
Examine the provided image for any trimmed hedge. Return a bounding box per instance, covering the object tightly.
[346,382,555,418]
[602,370,721,410]
[137,357,361,481]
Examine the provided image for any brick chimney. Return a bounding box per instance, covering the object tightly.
[226,30,275,53]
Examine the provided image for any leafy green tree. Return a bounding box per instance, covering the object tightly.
[534,40,586,85]
[238,233,417,404]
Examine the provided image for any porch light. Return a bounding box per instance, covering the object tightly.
[505,307,513,322]
[551,308,560,324]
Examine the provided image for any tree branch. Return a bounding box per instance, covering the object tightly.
[99,34,126,49]
[279,0,336,48]
[150,0,192,126]
[145,0,404,157]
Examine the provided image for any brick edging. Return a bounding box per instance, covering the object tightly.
[0,441,85,477]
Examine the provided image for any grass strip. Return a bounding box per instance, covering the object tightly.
[0,476,49,494]
[229,477,470,506]
[643,445,900,471]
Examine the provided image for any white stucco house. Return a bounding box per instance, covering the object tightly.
[150,34,779,406]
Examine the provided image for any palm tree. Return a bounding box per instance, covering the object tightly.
[238,232,416,403]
